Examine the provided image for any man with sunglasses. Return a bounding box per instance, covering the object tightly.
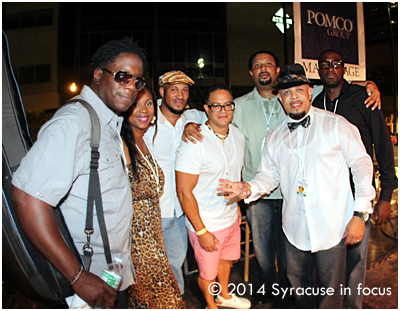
[313,49,397,309]
[143,70,204,295]
[175,84,250,309]
[11,37,147,308]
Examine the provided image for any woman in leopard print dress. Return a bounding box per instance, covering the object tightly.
[121,86,184,309]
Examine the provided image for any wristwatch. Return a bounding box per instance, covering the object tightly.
[353,211,369,223]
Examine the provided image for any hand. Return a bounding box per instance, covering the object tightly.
[342,216,366,246]
[198,231,220,252]
[72,270,117,308]
[217,179,251,201]
[373,200,392,225]
[364,81,381,110]
[182,122,203,143]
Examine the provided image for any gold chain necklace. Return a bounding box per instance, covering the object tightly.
[205,121,230,146]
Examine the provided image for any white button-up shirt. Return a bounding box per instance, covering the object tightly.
[144,101,204,218]
[245,107,375,253]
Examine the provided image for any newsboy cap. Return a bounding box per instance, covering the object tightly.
[158,70,194,86]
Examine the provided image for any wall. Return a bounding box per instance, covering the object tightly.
[227,2,295,86]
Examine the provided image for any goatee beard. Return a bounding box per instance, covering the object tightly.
[289,111,306,120]
[164,100,184,115]
[259,78,271,86]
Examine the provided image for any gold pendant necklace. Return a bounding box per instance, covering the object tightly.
[206,121,229,146]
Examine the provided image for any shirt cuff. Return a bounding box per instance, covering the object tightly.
[244,182,258,204]
[379,188,394,203]
[353,199,373,214]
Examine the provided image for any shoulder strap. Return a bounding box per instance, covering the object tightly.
[66,98,112,269]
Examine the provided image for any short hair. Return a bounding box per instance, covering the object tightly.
[318,49,344,62]
[248,50,280,71]
[88,37,147,80]
[205,83,233,104]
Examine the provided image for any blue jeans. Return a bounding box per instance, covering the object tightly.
[246,199,289,290]
[161,214,188,295]
[285,236,347,309]
[344,219,371,309]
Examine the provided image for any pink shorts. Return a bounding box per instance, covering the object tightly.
[188,219,241,280]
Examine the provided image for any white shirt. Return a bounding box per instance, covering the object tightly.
[245,107,375,253]
[185,85,324,201]
[233,87,286,199]
[12,85,135,290]
[175,123,245,232]
[144,101,204,218]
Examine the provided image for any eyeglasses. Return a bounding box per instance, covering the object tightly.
[101,68,146,90]
[318,60,344,70]
[208,103,235,112]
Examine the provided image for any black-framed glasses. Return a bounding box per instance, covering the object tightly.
[208,103,235,112]
[101,68,146,90]
[318,60,344,70]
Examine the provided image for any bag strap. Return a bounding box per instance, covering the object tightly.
[66,98,112,269]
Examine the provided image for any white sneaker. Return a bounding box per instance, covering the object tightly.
[215,294,251,309]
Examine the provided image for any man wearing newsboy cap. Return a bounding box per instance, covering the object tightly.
[218,64,376,309]
[144,70,204,294]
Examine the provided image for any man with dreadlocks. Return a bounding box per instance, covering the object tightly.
[11,37,147,308]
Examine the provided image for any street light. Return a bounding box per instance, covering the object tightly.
[70,82,77,92]
[198,58,205,68]
[197,58,205,78]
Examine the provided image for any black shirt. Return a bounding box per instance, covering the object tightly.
[313,80,397,202]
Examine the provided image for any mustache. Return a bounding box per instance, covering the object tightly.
[258,71,270,78]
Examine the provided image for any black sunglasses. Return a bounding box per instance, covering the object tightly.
[318,60,344,70]
[101,68,146,90]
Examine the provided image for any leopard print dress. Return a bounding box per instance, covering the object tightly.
[126,153,185,309]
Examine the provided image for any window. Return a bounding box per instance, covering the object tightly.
[15,64,51,85]
[3,9,53,30]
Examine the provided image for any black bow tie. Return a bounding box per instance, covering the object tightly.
[287,115,311,132]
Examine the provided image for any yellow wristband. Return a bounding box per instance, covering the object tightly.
[196,228,208,236]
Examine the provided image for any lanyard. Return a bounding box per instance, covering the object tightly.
[324,94,339,114]
[288,119,311,180]
[260,99,278,154]
[261,99,278,132]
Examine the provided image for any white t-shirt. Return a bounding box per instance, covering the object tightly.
[175,123,245,232]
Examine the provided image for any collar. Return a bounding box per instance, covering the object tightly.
[79,85,124,130]
[251,86,278,102]
[157,103,166,125]
[156,100,186,125]
[323,79,351,102]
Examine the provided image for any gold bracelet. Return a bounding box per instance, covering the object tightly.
[69,264,84,286]
[196,228,208,236]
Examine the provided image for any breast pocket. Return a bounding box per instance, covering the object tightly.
[98,144,123,185]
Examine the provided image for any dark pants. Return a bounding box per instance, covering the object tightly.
[115,289,128,308]
[344,219,371,308]
[246,198,289,291]
[285,236,347,309]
